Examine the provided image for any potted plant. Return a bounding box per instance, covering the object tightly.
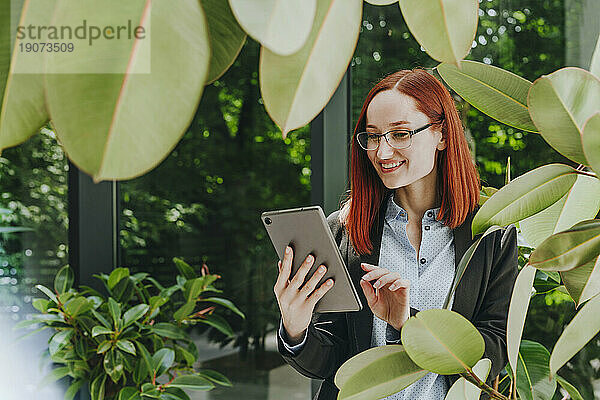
[16,257,245,400]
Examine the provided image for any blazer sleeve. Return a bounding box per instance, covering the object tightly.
[474,224,519,385]
[276,209,352,380]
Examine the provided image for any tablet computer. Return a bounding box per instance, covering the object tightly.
[261,206,362,313]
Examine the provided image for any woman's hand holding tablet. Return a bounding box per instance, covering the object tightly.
[273,245,335,344]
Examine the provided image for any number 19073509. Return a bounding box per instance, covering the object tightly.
[19,42,74,53]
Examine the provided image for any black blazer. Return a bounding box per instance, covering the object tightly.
[277,190,518,400]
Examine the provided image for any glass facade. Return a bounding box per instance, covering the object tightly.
[0,128,69,399]
[119,38,312,399]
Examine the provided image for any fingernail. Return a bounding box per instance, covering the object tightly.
[285,246,291,254]
[373,281,380,289]
[389,284,396,290]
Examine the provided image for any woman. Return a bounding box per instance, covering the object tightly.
[273,68,518,400]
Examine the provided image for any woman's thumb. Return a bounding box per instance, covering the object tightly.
[360,279,374,304]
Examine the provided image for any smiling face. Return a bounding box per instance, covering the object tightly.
[364,89,446,190]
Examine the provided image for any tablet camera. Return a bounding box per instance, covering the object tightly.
[264,217,272,225]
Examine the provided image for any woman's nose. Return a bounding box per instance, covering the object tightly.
[376,136,395,158]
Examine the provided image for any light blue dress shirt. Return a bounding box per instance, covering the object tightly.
[279,195,456,399]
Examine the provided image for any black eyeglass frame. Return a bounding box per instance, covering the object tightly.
[356,122,436,151]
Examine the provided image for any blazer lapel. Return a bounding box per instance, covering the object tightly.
[450,208,480,320]
[346,190,393,354]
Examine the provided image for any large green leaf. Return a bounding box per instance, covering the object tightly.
[90,373,107,400]
[555,375,584,400]
[437,61,537,132]
[152,348,175,377]
[65,379,84,400]
[198,314,234,337]
[335,345,427,400]
[202,297,245,319]
[107,297,122,328]
[590,33,600,77]
[184,275,217,301]
[35,284,57,303]
[122,303,149,328]
[550,292,600,376]
[528,67,600,164]
[444,358,491,400]
[162,387,191,400]
[64,296,94,317]
[45,0,210,181]
[49,329,74,356]
[107,267,130,290]
[92,326,114,338]
[401,309,484,375]
[0,1,9,103]
[149,322,189,340]
[443,226,503,309]
[54,265,74,294]
[529,219,600,271]
[197,369,232,387]
[472,164,577,235]
[0,0,52,151]
[118,387,141,400]
[507,340,556,400]
[229,0,316,56]
[136,342,154,381]
[582,112,600,175]
[520,174,600,248]
[561,255,600,307]
[202,0,246,84]
[173,301,196,322]
[169,375,215,391]
[507,264,536,376]
[173,257,196,280]
[103,349,125,383]
[260,0,362,138]
[398,0,477,66]
[116,340,136,355]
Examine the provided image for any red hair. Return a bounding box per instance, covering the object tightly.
[340,68,480,255]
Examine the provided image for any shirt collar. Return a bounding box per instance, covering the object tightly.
[384,194,441,224]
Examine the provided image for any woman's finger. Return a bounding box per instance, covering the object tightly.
[361,267,391,283]
[281,246,293,280]
[273,260,288,298]
[372,273,402,289]
[389,279,410,291]
[290,253,316,290]
[299,264,327,296]
[307,278,335,307]
[361,262,379,271]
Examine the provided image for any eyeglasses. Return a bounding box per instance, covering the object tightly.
[356,122,436,151]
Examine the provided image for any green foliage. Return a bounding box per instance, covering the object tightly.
[119,37,311,355]
[18,258,244,400]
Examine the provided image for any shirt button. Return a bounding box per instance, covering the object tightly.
[424,225,430,231]
[420,258,426,264]
[427,211,433,218]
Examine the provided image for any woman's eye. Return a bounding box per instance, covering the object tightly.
[391,130,410,138]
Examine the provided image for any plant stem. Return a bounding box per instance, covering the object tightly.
[460,370,509,400]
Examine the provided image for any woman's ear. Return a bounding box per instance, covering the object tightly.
[437,135,447,151]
